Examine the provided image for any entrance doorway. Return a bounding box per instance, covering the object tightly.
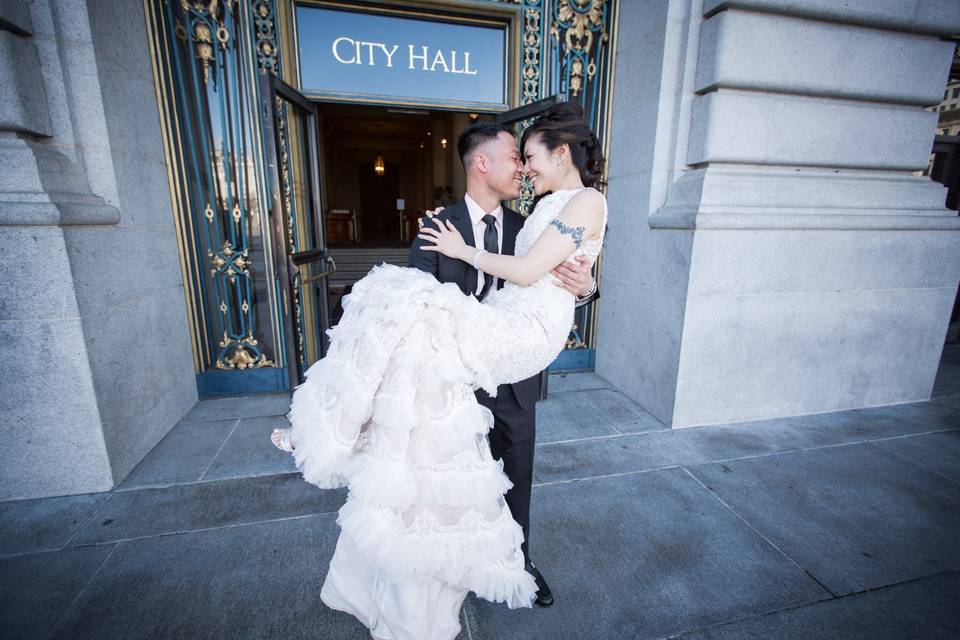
[314,103,494,323]
[260,91,557,383]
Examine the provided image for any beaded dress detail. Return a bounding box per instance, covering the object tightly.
[285,188,606,640]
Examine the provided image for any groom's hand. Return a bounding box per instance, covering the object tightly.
[552,255,595,298]
[417,208,444,229]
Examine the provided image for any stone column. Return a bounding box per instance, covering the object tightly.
[0,0,115,499]
[0,0,197,499]
[600,0,960,427]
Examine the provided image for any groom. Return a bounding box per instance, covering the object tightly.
[408,121,598,608]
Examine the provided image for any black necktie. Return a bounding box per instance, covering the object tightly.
[477,213,499,300]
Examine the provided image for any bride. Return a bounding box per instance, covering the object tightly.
[271,102,607,640]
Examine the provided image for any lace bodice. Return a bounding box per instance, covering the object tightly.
[514,187,607,269]
[467,186,607,381]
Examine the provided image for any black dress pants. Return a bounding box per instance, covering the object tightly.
[476,383,536,562]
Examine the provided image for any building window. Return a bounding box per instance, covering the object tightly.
[953,87,960,99]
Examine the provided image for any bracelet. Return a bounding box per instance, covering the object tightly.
[578,278,597,300]
[472,249,487,270]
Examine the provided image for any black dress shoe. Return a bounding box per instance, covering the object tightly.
[525,560,554,607]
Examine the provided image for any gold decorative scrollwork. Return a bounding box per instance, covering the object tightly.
[180,0,218,13]
[193,21,215,83]
[557,0,602,54]
[208,239,251,283]
[253,1,280,73]
[176,0,234,84]
[515,0,545,215]
[216,331,275,369]
[522,7,542,105]
[552,0,608,96]
[275,98,295,250]
[565,323,587,349]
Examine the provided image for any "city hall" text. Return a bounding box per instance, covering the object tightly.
[331,37,479,75]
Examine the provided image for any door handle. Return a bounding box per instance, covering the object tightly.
[301,256,336,284]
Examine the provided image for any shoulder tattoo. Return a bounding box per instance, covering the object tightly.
[549,218,585,248]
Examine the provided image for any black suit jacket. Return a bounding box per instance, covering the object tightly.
[408,199,541,410]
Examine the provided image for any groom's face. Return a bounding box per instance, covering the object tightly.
[482,130,524,200]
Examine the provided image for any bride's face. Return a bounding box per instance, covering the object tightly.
[522,133,560,195]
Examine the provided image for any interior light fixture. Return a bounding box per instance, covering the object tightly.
[374,122,386,176]
[440,138,447,149]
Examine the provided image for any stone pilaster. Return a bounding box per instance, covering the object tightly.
[601,0,960,427]
[0,0,196,500]
[0,1,115,499]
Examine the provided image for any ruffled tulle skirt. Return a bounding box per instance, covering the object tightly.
[285,264,565,639]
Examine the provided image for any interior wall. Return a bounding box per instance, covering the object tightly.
[320,107,470,243]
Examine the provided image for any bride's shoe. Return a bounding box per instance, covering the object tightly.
[271,428,295,452]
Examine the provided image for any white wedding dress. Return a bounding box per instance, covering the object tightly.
[285,187,606,639]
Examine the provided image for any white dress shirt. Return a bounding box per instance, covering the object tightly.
[464,193,503,296]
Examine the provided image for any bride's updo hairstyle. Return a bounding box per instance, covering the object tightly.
[520,101,605,189]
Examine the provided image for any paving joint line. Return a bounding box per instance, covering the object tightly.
[654,593,837,640]
[545,384,613,395]
[47,542,120,637]
[867,440,960,488]
[535,424,956,454]
[1,546,81,561]
[678,466,838,599]
[868,427,959,443]
[177,411,287,424]
[678,428,960,468]
[536,429,671,447]
[198,417,243,481]
[534,465,680,488]
[62,510,340,550]
[532,428,959,488]
[113,469,307,493]
[655,567,960,640]
[60,494,115,550]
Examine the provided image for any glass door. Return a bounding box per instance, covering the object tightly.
[260,75,334,388]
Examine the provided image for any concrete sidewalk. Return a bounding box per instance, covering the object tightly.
[3,347,959,639]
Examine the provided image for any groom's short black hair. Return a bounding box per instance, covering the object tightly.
[457,121,512,169]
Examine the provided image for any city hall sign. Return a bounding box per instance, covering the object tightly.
[295,4,509,110]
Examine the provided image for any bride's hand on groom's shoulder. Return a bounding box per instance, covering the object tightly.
[417,217,470,261]
[417,208,444,230]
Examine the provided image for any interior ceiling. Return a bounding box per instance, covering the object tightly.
[319,103,436,141]
[317,102,490,142]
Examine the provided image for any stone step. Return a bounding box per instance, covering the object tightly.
[327,247,410,289]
